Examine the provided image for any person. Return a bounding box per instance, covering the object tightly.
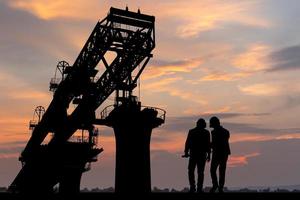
[182,118,211,193]
[209,116,231,193]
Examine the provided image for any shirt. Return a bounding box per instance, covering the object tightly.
[184,127,210,157]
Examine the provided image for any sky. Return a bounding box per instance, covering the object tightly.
[1,0,300,190]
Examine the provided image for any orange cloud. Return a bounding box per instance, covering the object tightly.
[160,1,272,37]
[168,88,207,105]
[0,115,30,140]
[143,58,202,80]
[0,153,19,159]
[143,77,183,90]
[143,77,207,105]
[151,130,185,153]
[231,133,300,144]
[228,153,260,167]
[200,71,251,81]
[7,90,50,100]
[238,84,280,96]
[8,1,272,38]
[8,0,104,20]
[0,71,51,102]
[230,134,274,143]
[275,133,300,140]
[0,139,26,159]
[200,106,231,115]
[232,44,271,72]
[0,71,51,148]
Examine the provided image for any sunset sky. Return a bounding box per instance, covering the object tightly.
[1,0,300,190]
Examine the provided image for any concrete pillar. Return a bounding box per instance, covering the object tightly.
[109,103,162,193]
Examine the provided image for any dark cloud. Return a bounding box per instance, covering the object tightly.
[0,146,23,154]
[0,141,26,146]
[0,141,26,156]
[267,45,300,72]
[281,95,300,110]
[225,123,300,135]
[163,113,269,132]
[162,113,300,135]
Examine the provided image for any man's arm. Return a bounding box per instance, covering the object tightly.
[182,131,191,157]
[206,131,211,162]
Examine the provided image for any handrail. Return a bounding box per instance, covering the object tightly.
[141,105,166,122]
[99,104,166,122]
[99,105,115,119]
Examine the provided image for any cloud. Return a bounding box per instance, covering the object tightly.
[6,0,272,38]
[151,131,184,153]
[267,45,300,72]
[143,77,207,105]
[7,90,50,100]
[144,58,202,80]
[7,0,104,20]
[160,115,300,141]
[0,140,26,159]
[233,44,300,73]
[232,44,271,72]
[161,114,272,134]
[230,134,274,143]
[275,133,300,140]
[238,84,280,96]
[167,88,208,105]
[0,114,30,142]
[183,106,232,115]
[143,77,183,90]
[228,153,260,167]
[0,153,19,159]
[230,132,300,143]
[281,95,300,110]
[200,71,251,81]
[160,0,272,38]
[0,71,51,101]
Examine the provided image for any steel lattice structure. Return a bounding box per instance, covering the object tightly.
[10,7,155,193]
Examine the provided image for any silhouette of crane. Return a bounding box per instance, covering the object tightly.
[9,7,163,194]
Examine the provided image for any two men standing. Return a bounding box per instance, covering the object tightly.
[183,117,231,193]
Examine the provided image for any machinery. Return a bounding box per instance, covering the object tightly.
[9,7,165,193]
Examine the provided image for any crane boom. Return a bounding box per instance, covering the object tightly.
[10,7,155,193]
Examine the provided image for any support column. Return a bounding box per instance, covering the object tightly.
[109,103,162,193]
[59,166,83,194]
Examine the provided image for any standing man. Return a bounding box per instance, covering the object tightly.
[183,118,211,193]
[209,116,231,193]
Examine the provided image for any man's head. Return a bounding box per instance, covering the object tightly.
[210,116,220,128]
[196,118,206,129]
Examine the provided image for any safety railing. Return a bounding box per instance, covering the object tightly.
[141,106,166,123]
[99,104,166,123]
[99,105,115,119]
[49,78,62,91]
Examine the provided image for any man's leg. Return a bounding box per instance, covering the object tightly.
[218,155,228,193]
[188,157,196,193]
[196,155,206,193]
[210,155,219,193]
